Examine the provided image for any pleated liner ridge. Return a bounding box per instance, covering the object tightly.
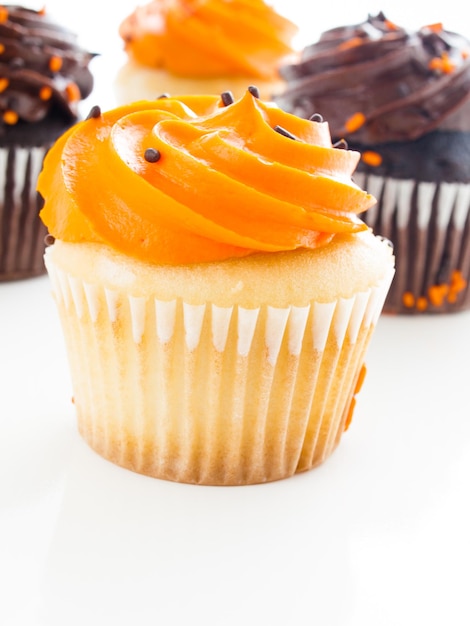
[46,258,394,485]
[355,174,470,314]
[0,146,48,280]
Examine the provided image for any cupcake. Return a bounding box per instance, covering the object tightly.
[38,91,394,486]
[115,0,297,104]
[0,4,94,281]
[275,13,470,314]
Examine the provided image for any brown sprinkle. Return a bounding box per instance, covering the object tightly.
[333,138,348,149]
[274,125,297,140]
[157,93,170,99]
[248,85,260,98]
[44,234,55,246]
[86,105,101,120]
[221,91,234,106]
[144,148,161,163]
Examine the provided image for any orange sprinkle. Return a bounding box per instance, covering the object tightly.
[362,150,382,167]
[384,19,399,31]
[39,85,53,101]
[0,43,5,54]
[416,297,428,311]
[3,110,18,125]
[354,364,367,394]
[402,292,415,308]
[343,397,356,432]
[38,6,46,15]
[462,49,470,60]
[49,55,63,72]
[447,270,467,302]
[65,82,80,102]
[426,22,444,33]
[429,52,456,74]
[428,284,448,307]
[338,37,363,51]
[0,7,8,23]
[0,77,8,93]
[344,112,366,134]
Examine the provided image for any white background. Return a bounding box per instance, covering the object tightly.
[1,1,470,625]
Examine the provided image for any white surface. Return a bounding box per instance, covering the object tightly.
[1,1,470,625]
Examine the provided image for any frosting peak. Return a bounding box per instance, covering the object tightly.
[119,0,297,79]
[38,92,373,265]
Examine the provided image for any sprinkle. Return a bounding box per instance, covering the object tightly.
[273,125,297,140]
[144,148,161,163]
[344,112,366,133]
[426,22,444,33]
[462,49,470,60]
[429,52,456,74]
[343,397,356,432]
[428,284,448,307]
[0,7,8,23]
[157,93,170,99]
[338,37,363,51]
[44,234,55,246]
[39,85,52,101]
[3,110,18,125]
[65,82,81,101]
[354,364,367,395]
[86,105,101,120]
[221,90,234,106]
[384,19,399,30]
[309,113,324,122]
[362,150,383,166]
[402,292,415,308]
[0,77,8,93]
[448,270,467,302]
[0,43,4,54]
[38,6,46,15]
[416,297,428,311]
[49,55,63,72]
[248,85,260,98]
[333,138,348,149]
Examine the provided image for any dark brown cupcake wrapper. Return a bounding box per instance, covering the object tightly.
[356,173,470,314]
[0,145,48,281]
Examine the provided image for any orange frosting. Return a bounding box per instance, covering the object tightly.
[38,92,374,266]
[118,0,297,78]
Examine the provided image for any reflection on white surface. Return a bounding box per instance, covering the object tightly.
[1,1,470,624]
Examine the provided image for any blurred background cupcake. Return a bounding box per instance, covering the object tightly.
[275,13,470,314]
[0,4,95,281]
[114,0,298,103]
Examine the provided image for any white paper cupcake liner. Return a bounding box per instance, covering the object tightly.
[355,173,470,314]
[0,146,48,280]
[46,255,394,485]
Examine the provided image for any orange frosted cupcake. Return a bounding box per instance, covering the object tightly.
[115,0,298,103]
[38,91,394,485]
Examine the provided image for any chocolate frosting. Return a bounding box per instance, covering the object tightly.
[275,13,470,144]
[0,5,95,137]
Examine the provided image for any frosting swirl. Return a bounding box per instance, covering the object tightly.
[118,0,297,79]
[0,5,95,130]
[275,13,470,144]
[38,92,373,265]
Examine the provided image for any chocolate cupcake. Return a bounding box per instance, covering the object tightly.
[275,13,470,314]
[0,5,94,281]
